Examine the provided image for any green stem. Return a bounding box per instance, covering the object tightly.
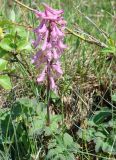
[46,60,51,126]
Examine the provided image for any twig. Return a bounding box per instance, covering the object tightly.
[66,27,108,48]
[14,0,34,11]
[14,0,108,48]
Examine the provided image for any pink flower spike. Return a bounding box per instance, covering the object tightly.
[46,51,52,60]
[38,24,47,33]
[55,25,64,37]
[33,35,42,48]
[52,62,63,75]
[51,27,57,38]
[42,30,48,51]
[32,3,67,91]
[43,3,64,15]
[58,40,67,49]
[58,19,67,26]
[52,49,59,59]
[35,11,44,18]
[37,68,46,83]
[50,77,57,90]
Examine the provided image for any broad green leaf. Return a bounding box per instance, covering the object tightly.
[95,132,106,138]
[92,110,112,124]
[13,27,27,38]
[112,93,116,102]
[46,149,56,159]
[48,140,57,149]
[53,154,66,160]
[102,142,112,153]
[0,38,13,51]
[0,48,8,58]
[9,10,15,22]
[63,133,73,147]
[17,39,32,51]
[0,75,12,90]
[94,137,103,152]
[0,58,8,71]
[0,20,12,27]
[50,91,59,102]
[67,153,75,160]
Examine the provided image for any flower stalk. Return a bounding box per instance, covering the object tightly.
[31,3,66,125]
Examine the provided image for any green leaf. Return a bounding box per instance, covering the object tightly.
[53,154,66,160]
[94,137,103,152]
[0,58,8,71]
[0,38,13,51]
[0,48,8,58]
[112,93,116,102]
[17,39,32,51]
[92,109,112,124]
[63,133,73,147]
[13,27,27,38]
[0,75,12,90]
[9,10,15,22]
[0,20,12,27]
[95,132,106,138]
[102,47,116,55]
[50,90,59,102]
[67,153,75,160]
[102,142,112,153]
[48,140,57,149]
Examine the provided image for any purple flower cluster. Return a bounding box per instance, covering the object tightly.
[32,3,66,92]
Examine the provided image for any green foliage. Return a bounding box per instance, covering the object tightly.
[0,58,12,89]
[0,38,14,52]
[0,19,32,90]
[0,98,39,159]
[0,58,7,71]
[0,0,116,160]
[0,97,79,160]
[0,75,12,90]
[78,107,116,155]
[46,133,79,160]
[112,93,116,102]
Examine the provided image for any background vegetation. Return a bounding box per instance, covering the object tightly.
[0,0,116,159]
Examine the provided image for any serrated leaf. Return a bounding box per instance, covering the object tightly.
[0,75,12,90]
[0,38,13,51]
[0,58,8,71]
